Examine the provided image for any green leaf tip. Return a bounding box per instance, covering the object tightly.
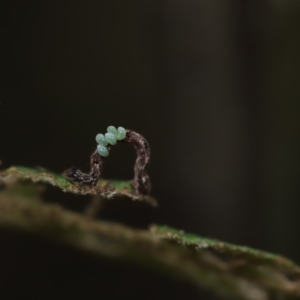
[0,166,157,206]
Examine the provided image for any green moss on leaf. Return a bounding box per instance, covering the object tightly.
[0,166,157,206]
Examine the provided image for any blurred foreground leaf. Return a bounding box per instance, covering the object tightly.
[0,182,300,299]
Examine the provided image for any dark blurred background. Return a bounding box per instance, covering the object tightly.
[1,1,300,299]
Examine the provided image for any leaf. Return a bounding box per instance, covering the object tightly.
[0,166,157,206]
[151,225,300,299]
[0,183,300,300]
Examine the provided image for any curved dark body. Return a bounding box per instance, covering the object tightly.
[123,129,151,195]
[63,129,151,196]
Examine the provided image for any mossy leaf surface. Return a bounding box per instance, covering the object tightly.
[0,166,157,206]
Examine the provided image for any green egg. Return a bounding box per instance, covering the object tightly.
[95,133,108,146]
[97,144,109,157]
[105,132,117,145]
[117,126,126,140]
[107,126,118,136]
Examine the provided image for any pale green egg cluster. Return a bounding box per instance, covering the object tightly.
[95,126,126,157]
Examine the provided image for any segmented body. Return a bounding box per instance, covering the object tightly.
[124,129,151,195]
[63,149,102,187]
[63,126,151,195]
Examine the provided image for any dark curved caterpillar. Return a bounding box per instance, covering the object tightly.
[63,149,103,187]
[124,129,151,195]
[63,126,151,196]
